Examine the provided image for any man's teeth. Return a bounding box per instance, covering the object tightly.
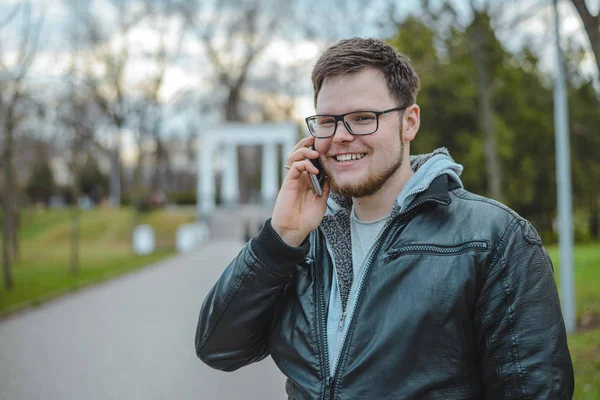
[336,153,366,162]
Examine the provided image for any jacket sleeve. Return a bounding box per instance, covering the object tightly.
[475,218,574,399]
[195,218,310,372]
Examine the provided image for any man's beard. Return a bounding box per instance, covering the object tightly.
[329,129,405,198]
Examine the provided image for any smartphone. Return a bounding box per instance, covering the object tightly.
[307,146,326,196]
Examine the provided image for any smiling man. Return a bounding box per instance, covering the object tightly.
[195,38,574,399]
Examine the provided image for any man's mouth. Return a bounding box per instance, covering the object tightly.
[335,153,366,163]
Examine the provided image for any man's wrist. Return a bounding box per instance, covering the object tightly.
[272,225,307,248]
[250,219,310,274]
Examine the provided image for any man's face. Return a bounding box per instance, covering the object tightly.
[313,68,405,198]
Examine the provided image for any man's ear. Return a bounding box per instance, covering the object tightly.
[403,104,420,142]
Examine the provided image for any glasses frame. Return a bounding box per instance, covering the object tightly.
[305,106,409,138]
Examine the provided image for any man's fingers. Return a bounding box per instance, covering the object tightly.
[287,146,319,163]
[290,136,314,153]
[321,178,331,197]
[286,159,319,180]
[287,138,316,163]
[285,148,320,175]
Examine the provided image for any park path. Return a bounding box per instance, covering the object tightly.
[0,236,287,400]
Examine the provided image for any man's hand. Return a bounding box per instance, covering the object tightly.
[271,136,330,247]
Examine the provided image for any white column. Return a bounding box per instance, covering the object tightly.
[221,143,239,207]
[198,135,215,218]
[261,141,278,205]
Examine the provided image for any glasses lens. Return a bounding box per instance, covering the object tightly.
[344,111,377,135]
[308,116,336,138]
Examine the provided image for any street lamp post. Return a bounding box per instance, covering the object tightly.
[553,0,576,334]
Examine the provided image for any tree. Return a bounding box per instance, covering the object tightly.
[178,0,293,202]
[179,0,289,121]
[69,0,192,203]
[569,0,600,79]
[133,0,187,194]
[386,9,567,238]
[465,5,504,203]
[25,154,55,205]
[0,1,45,289]
[386,1,506,201]
[78,156,109,204]
[55,86,104,275]
[68,0,148,207]
[561,38,600,240]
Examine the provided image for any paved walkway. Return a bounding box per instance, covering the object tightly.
[0,239,287,400]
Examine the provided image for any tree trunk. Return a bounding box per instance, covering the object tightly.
[133,151,145,192]
[2,200,13,290]
[570,0,600,77]
[70,170,81,276]
[152,136,165,191]
[110,147,121,207]
[2,122,15,290]
[469,22,503,202]
[590,196,599,240]
[132,133,146,193]
[70,206,80,275]
[225,86,242,122]
[10,196,20,262]
[162,151,174,192]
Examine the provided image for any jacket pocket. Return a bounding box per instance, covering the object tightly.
[382,240,489,260]
[378,240,490,328]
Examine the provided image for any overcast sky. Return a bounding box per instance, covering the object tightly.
[1,0,595,103]
[1,0,597,163]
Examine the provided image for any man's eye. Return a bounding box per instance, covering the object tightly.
[318,118,335,126]
[352,113,376,123]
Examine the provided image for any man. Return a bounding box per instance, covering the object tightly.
[195,38,574,399]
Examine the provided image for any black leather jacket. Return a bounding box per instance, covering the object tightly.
[195,175,574,399]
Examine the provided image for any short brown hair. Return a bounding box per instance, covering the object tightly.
[311,37,420,108]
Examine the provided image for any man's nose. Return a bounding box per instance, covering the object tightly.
[332,120,354,143]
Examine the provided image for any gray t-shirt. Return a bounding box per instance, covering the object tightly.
[326,206,389,371]
[350,206,389,283]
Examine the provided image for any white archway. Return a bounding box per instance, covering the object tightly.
[197,123,298,219]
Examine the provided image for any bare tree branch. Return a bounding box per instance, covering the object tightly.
[15,3,46,83]
[0,2,23,31]
[179,0,289,121]
[570,0,600,77]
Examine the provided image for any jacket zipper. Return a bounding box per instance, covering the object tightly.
[321,196,450,399]
[325,219,394,400]
[315,231,333,400]
[388,241,489,259]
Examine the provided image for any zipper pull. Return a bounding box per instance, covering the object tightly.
[338,312,346,331]
[325,376,335,400]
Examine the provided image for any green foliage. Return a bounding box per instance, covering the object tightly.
[78,155,109,203]
[388,11,600,241]
[167,190,197,205]
[25,157,56,204]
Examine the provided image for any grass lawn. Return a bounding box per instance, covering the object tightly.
[0,207,195,315]
[548,243,600,400]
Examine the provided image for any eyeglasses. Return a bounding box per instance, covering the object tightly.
[305,106,408,138]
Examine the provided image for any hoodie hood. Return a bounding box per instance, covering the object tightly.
[324,147,463,218]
